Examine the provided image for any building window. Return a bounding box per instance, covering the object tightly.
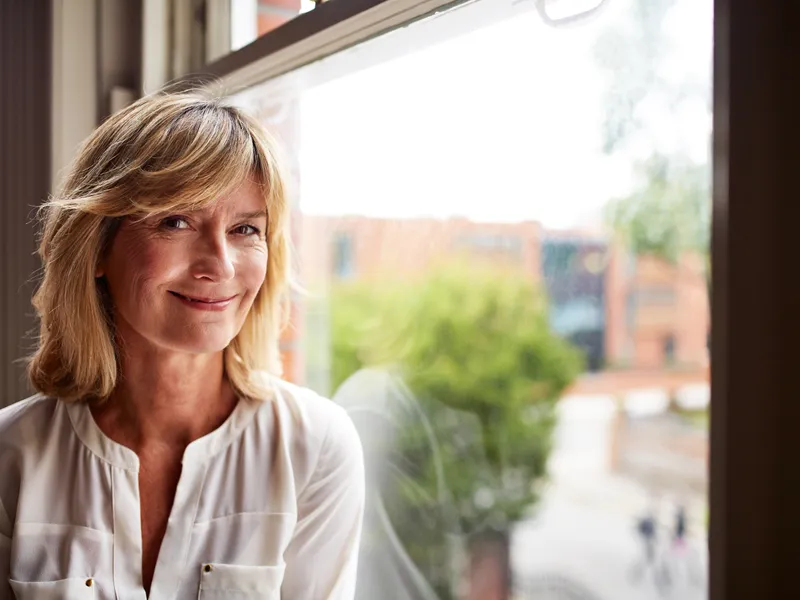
[332,232,355,279]
[455,234,522,256]
[542,243,579,278]
[663,334,676,365]
[550,299,604,336]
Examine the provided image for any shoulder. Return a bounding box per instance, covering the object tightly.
[0,395,59,534]
[0,394,59,452]
[260,379,363,487]
[270,378,360,450]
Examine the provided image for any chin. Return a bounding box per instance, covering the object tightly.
[162,330,238,355]
[188,337,236,355]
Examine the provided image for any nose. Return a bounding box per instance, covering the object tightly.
[190,231,235,282]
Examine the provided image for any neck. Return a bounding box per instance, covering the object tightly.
[92,341,238,453]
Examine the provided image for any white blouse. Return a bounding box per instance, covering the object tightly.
[0,379,365,600]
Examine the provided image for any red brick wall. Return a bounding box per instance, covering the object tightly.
[300,215,710,375]
[301,215,542,286]
[604,243,630,366]
[625,254,709,368]
[257,0,301,36]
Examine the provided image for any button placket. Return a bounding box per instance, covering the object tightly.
[146,460,209,600]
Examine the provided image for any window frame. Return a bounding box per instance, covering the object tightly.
[180,0,539,91]
[709,1,800,598]
[167,0,800,598]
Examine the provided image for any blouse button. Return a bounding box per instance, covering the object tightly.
[204,564,213,573]
[85,578,94,587]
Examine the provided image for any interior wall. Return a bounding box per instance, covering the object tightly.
[52,0,142,185]
[0,0,52,405]
[98,0,143,120]
[50,0,98,186]
[1,0,141,407]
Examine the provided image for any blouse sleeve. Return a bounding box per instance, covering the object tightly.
[0,499,13,600]
[281,406,365,599]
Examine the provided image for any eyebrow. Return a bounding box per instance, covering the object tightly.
[235,210,268,220]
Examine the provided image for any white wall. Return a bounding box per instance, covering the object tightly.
[51,0,142,189]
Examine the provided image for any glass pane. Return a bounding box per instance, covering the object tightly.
[230,0,316,53]
[231,0,712,597]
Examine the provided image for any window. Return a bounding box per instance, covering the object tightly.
[203,0,319,65]
[228,0,713,596]
[663,334,676,365]
[550,298,604,336]
[230,0,317,55]
[542,243,579,278]
[456,234,521,252]
[332,232,355,279]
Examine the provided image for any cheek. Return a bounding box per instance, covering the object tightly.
[135,244,185,283]
[106,235,182,300]
[239,247,269,293]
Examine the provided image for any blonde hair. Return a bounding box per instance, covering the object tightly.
[28,91,292,402]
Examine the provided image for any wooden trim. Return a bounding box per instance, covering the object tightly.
[177,0,466,92]
[710,0,800,598]
[202,0,390,79]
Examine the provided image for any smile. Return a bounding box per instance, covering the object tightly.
[169,291,237,311]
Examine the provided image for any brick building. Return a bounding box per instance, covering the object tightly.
[246,0,708,383]
[611,252,710,369]
[245,0,709,382]
[297,215,709,378]
[300,215,542,286]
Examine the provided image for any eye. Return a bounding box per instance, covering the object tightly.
[160,216,190,230]
[231,224,261,236]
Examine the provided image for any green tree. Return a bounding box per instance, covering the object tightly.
[605,153,710,265]
[330,264,583,597]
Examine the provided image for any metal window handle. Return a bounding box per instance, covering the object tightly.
[513,0,611,28]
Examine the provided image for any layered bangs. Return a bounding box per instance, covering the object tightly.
[57,93,284,224]
[126,105,264,216]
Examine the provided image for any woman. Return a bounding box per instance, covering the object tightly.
[0,92,364,600]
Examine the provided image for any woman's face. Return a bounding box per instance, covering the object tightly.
[99,179,269,356]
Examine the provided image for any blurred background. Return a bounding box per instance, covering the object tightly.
[2,1,714,598]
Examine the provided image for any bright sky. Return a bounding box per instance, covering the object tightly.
[246,0,713,228]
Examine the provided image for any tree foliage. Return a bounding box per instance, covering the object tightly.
[604,153,710,264]
[330,265,583,596]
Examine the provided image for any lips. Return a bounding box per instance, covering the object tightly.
[169,291,236,304]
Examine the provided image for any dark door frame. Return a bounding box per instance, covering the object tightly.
[0,0,51,404]
[710,1,800,598]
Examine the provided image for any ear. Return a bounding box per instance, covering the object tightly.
[95,259,105,278]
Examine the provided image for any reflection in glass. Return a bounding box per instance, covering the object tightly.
[232,0,712,597]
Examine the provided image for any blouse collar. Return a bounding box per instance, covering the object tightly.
[63,396,262,472]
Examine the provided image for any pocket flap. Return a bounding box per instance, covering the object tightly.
[199,563,285,595]
[9,577,95,599]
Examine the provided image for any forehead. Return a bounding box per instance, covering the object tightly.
[187,178,267,218]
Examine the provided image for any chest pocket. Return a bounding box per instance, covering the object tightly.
[197,563,285,600]
[9,577,96,599]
